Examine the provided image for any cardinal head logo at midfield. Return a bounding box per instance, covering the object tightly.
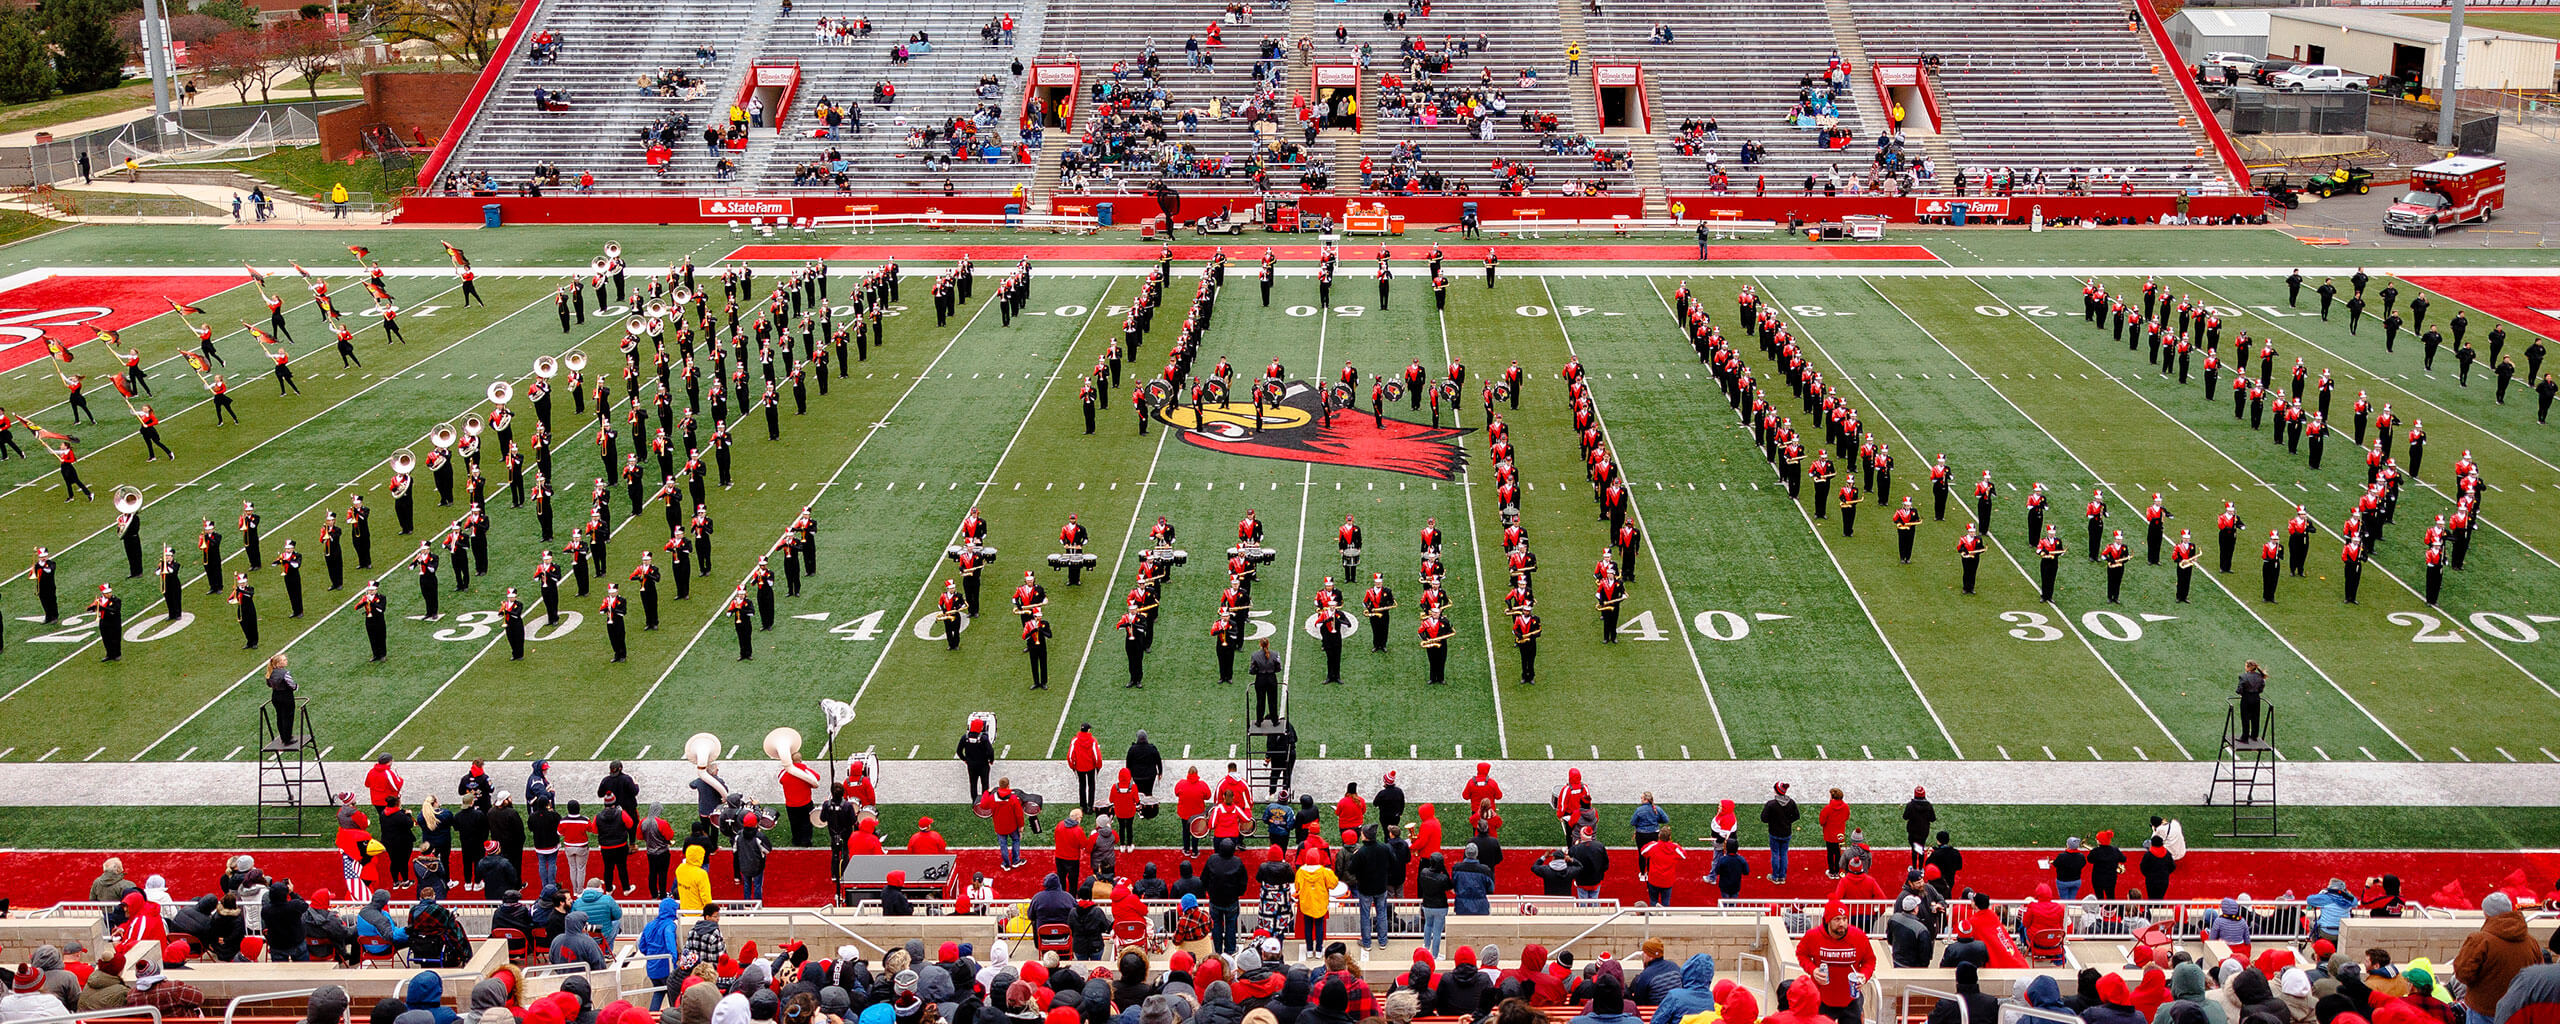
[1155,379,1470,480]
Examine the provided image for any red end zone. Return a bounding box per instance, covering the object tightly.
[718,243,1938,263]
[2400,275,2560,344]
[0,274,251,374]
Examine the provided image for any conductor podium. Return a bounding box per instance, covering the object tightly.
[2205,698,2289,838]
[249,698,331,838]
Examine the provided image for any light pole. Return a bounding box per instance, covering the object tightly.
[2437,0,2465,149]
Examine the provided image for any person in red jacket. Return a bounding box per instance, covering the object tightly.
[846,817,886,856]
[1413,804,1444,863]
[1795,899,1876,1024]
[777,756,821,847]
[1109,768,1143,848]
[1174,768,1214,854]
[2021,883,2068,963]
[1053,810,1089,890]
[1461,762,1502,817]
[1819,789,1852,879]
[1556,768,1593,839]
[908,817,947,855]
[979,780,1027,870]
[366,755,405,814]
[1335,783,1366,836]
[1067,724,1104,813]
[1765,977,1830,1024]
[845,759,878,809]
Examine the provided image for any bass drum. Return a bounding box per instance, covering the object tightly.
[1324,382,1355,410]
[1201,378,1230,404]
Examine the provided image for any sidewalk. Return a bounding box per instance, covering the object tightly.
[0,88,362,149]
[0,756,2552,808]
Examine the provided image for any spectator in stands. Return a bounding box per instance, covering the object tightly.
[2496,965,2560,1024]
[356,891,407,957]
[2457,895,2544,1024]
[1885,895,1936,968]
[551,912,606,971]
[73,958,129,1013]
[1647,955,1718,1024]
[2307,880,2357,944]
[1929,965,2001,1024]
[681,903,724,973]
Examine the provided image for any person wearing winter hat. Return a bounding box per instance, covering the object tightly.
[1925,964,1999,1024]
[2052,838,2088,900]
[1795,901,1873,1024]
[4,963,69,1021]
[129,959,204,1015]
[303,986,352,1024]
[2455,893,2541,1024]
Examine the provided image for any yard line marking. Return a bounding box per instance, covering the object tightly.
[409,746,423,760]
[1264,304,1336,728]
[1874,280,2412,760]
[83,746,104,761]
[1441,302,1514,757]
[177,746,195,760]
[2451,746,2471,762]
[69,301,616,738]
[2133,746,2148,761]
[0,280,492,596]
[2087,746,2102,760]
[500,746,514,760]
[633,745,649,760]
[2499,746,2517,762]
[1974,280,2560,706]
[225,746,241,760]
[600,281,1038,759]
[1998,746,2009,760]
[36,747,57,761]
[2042,745,2056,760]
[2187,279,2560,565]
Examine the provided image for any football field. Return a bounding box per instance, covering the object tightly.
[4,237,2560,781]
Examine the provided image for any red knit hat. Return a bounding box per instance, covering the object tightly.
[1455,947,1477,966]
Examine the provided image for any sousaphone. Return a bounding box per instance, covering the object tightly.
[763,726,804,763]
[112,486,144,514]
[390,449,418,474]
[684,731,723,768]
[429,424,459,449]
[533,356,560,380]
[488,380,516,405]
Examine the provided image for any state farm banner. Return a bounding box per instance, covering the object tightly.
[700,197,794,218]
[1875,64,1919,87]
[1594,64,1639,87]
[1917,196,2009,218]
[1313,65,1359,87]
[1033,64,1079,86]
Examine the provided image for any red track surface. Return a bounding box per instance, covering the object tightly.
[5,845,2551,909]
[2399,275,2560,344]
[0,275,249,374]
[717,244,1937,263]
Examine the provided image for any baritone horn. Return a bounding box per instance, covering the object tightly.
[113,486,144,513]
[763,727,804,764]
[533,356,559,380]
[684,731,722,768]
[461,414,485,439]
[488,380,515,405]
[430,424,459,449]
[391,449,417,475]
[564,351,588,373]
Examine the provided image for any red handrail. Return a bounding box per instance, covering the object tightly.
[2128,0,2252,187]
[413,0,553,190]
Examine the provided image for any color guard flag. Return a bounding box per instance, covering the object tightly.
[167,298,206,316]
[111,374,135,398]
[241,263,268,283]
[44,338,72,362]
[348,245,372,259]
[440,241,470,269]
[244,324,279,347]
[184,352,212,374]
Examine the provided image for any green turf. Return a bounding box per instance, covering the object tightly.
[6,238,2560,782]
[8,800,2559,852]
[0,210,68,248]
[220,145,402,206]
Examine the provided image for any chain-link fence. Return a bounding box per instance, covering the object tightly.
[0,99,349,188]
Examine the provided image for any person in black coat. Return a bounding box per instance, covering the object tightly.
[1567,828,1610,896]
[453,801,489,890]
[1069,895,1111,960]
[489,795,527,871]
[1124,733,1163,797]
[262,879,309,959]
[1530,849,1578,897]
[476,844,520,899]
[1926,964,2003,1024]
[2087,831,2127,899]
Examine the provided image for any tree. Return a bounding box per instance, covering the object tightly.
[267,17,342,98]
[197,0,261,29]
[194,27,279,104]
[49,0,132,94]
[374,0,513,68]
[0,14,58,104]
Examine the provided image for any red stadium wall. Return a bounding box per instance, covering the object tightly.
[1670,193,2266,223]
[399,191,2257,225]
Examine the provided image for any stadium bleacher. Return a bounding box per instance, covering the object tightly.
[1584,0,1876,196]
[1327,5,1639,198]
[755,0,1039,196]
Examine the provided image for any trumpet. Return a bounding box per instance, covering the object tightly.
[430,424,459,449]
[391,449,418,474]
[488,380,516,405]
[564,351,588,373]
[684,731,722,769]
[113,486,144,514]
[603,241,622,261]
[533,356,559,380]
[462,414,486,439]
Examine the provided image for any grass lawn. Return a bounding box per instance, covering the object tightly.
[221,144,400,202]
[0,81,153,138]
[0,210,69,247]
[5,801,2557,851]
[45,190,229,217]
[2402,11,2560,41]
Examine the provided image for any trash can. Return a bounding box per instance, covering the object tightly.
[1949,202,1968,227]
[1004,203,1021,226]
[1096,202,1114,227]
[482,203,503,228]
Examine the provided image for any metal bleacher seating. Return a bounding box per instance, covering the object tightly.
[1330,4,1637,197]
[440,0,755,192]
[755,0,1037,195]
[1041,0,1300,195]
[1849,0,2232,192]
[1584,0,1871,194]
